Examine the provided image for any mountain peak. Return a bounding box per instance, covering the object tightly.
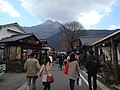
[44,20,54,24]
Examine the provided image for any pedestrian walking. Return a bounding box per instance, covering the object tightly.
[85,50,100,90]
[67,52,80,90]
[78,50,85,68]
[39,56,53,90]
[24,52,41,90]
[58,54,64,70]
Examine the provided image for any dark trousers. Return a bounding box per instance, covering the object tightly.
[69,79,75,90]
[43,82,51,90]
[59,64,63,69]
[88,73,97,90]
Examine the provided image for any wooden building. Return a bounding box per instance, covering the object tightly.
[92,30,120,84]
[0,33,46,72]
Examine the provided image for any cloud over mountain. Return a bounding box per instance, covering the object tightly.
[20,0,116,28]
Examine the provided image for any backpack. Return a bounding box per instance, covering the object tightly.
[89,59,97,68]
[86,56,98,74]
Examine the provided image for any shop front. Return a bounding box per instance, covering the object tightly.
[92,30,120,84]
[0,33,46,72]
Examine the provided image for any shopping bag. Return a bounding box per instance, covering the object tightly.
[78,78,82,86]
[64,60,69,74]
[47,74,54,83]
[77,78,82,86]
[42,74,47,82]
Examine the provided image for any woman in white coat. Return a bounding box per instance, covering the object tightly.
[68,52,79,90]
[39,57,52,90]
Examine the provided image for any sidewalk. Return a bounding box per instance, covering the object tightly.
[111,85,120,90]
[0,72,26,90]
[97,73,120,90]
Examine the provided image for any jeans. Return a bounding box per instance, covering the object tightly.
[69,79,75,90]
[27,76,38,90]
[88,73,97,90]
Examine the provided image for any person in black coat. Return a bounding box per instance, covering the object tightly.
[85,50,100,90]
[58,54,64,70]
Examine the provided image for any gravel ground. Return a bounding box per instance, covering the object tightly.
[0,72,26,90]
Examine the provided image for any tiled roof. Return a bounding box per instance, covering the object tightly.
[0,33,34,43]
[92,29,120,45]
[0,22,26,33]
[80,35,106,46]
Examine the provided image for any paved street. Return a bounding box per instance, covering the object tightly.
[0,72,26,90]
[17,63,111,90]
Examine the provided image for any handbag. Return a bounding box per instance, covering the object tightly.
[45,66,54,83]
[64,60,69,74]
[47,74,54,83]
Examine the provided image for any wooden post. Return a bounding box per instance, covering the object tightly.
[93,45,98,57]
[111,38,118,84]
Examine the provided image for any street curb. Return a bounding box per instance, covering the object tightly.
[16,83,26,90]
[82,71,111,90]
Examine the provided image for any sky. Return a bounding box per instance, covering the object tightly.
[0,0,120,30]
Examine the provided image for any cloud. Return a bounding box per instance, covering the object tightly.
[108,25,120,30]
[0,0,20,17]
[78,11,102,26]
[20,0,116,27]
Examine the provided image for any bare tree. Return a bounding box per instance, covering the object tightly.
[60,21,86,51]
